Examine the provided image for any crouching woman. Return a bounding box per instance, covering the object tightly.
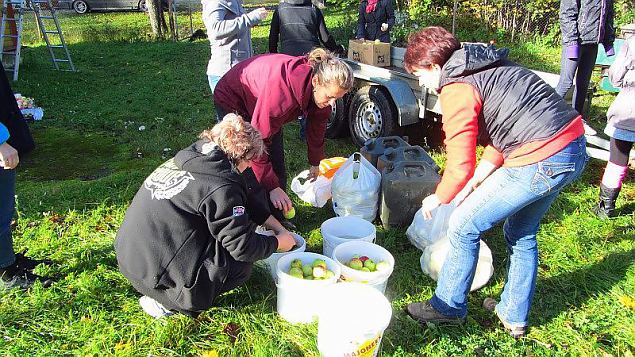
[115,114,296,318]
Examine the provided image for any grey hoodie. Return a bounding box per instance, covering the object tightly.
[607,37,635,132]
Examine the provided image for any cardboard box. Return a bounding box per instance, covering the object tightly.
[348,39,391,67]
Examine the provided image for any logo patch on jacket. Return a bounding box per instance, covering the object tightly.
[144,159,195,200]
[232,206,245,217]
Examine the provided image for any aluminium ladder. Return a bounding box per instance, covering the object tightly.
[0,0,25,81]
[0,0,74,81]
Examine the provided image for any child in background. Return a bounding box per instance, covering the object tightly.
[595,35,635,218]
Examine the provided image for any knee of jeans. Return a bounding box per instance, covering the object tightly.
[447,213,482,248]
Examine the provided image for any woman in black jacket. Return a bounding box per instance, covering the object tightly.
[356,0,395,43]
[115,114,296,318]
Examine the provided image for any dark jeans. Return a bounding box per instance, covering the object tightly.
[610,137,634,166]
[555,44,599,118]
[0,168,16,269]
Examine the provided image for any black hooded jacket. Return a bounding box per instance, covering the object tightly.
[439,44,579,156]
[268,0,339,56]
[115,140,277,312]
[356,0,395,43]
[0,61,34,155]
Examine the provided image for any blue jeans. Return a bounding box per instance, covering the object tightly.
[430,136,588,327]
[208,75,224,122]
[555,44,599,117]
[0,168,16,269]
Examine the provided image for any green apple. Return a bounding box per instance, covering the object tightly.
[302,264,313,277]
[363,259,376,271]
[361,267,371,272]
[283,207,296,219]
[289,267,304,279]
[325,270,335,279]
[313,266,327,278]
[348,258,363,270]
[312,259,327,269]
[290,259,303,269]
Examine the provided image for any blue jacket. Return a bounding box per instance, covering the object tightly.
[0,123,9,144]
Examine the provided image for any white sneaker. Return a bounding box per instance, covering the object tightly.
[139,296,174,318]
[583,122,597,136]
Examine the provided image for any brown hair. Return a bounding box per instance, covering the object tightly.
[403,26,461,73]
[199,114,265,163]
[307,48,354,91]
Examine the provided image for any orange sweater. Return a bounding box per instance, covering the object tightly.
[436,83,584,204]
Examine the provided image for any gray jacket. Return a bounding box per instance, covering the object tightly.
[202,0,262,76]
[560,0,615,49]
[607,37,635,132]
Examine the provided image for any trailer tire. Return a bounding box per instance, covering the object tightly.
[348,86,398,147]
[325,97,348,138]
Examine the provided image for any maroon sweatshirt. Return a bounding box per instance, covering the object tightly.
[214,53,331,191]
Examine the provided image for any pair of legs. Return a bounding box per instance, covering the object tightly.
[133,260,253,317]
[596,137,634,217]
[410,137,587,331]
[555,44,599,119]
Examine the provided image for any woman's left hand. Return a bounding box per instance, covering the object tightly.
[307,165,320,181]
[381,23,388,32]
[420,194,441,220]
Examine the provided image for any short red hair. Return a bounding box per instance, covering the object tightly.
[403,26,461,73]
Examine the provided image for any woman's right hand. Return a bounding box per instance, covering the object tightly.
[275,231,296,252]
[0,142,19,170]
[270,187,292,213]
[250,7,269,21]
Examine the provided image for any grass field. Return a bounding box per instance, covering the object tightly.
[1,9,634,356]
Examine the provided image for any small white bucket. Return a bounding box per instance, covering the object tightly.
[317,283,392,357]
[331,240,395,294]
[276,252,341,324]
[320,216,376,258]
[256,233,307,281]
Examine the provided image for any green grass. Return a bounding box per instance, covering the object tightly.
[1,10,634,356]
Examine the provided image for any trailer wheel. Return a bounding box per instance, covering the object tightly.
[348,86,398,147]
[325,97,348,138]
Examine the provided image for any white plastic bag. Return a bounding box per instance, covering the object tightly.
[420,237,494,291]
[290,170,332,208]
[406,202,456,251]
[331,153,381,222]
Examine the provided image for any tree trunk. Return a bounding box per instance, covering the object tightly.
[147,0,163,38]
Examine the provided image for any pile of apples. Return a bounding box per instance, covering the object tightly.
[15,94,35,109]
[345,255,389,273]
[287,258,336,280]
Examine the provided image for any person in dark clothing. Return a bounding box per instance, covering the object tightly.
[555,0,615,135]
[115,114,296,318]
[0,62,53,290]
[356,0,395,43]
[268,0,346,141]
[268,0,344,56]
[213,48,353,221]
[402,27,587,338]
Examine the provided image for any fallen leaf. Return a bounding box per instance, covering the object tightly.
[223,322,240,344]
[618,295,635,311]
[201,350,219,357]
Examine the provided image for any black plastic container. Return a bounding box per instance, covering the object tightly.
[360,136,409,167]
[377,146,440,173]
[379,160,441,229]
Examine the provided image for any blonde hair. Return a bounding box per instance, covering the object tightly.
[199,113,265,163]
[307,48,354,91]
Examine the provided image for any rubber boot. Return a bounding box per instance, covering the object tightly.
[594,184,620,219]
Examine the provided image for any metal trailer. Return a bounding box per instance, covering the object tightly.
[326,45,575,147]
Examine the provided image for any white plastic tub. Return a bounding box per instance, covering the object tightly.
[331,240,395,294]
[256,233,306,281]
[275,252,341,324]
[320,216,376,258]
[317,283,392,357]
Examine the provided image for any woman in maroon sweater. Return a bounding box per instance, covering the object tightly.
[214,48,353,217]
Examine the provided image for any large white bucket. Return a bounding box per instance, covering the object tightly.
[317,283,392,357]
[331,241,395,294]
[320,216,376,258]
[256,233,307,281]
[276,252,341,324]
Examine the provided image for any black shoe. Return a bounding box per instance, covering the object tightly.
[14,252,53,272]
[405,300,465,324]
[594,184,620,219]
[0,263,53,290]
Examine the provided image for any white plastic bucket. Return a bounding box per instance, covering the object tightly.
[320,216,376,258]
[331,240,395,294]
[256,233,307,281]
[276,252,341,324]
[317,283,392,357]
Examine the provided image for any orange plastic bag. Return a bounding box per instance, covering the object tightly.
[319,157,347,178]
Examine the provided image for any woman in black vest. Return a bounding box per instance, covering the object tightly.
[356,0,395,43]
